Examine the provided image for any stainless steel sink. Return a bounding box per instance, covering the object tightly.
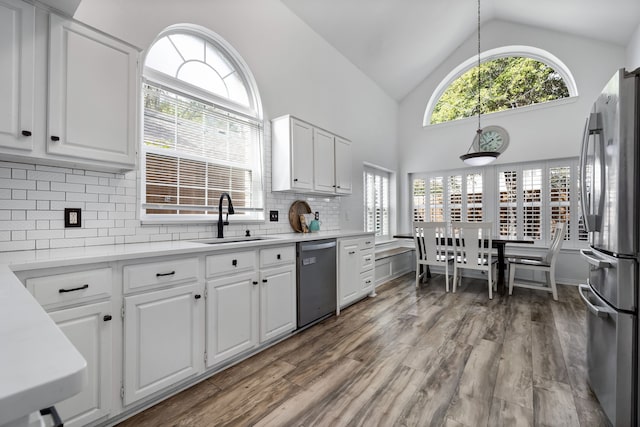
[192,236,275,244]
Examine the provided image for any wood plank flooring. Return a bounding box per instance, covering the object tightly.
[117,273,610,427]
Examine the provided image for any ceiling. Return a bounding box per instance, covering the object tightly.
[281,0,640,101]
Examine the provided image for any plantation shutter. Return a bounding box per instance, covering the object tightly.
[466,173,483,222]
[549,166,571,240]
[498,170,518,238]
[429,177,444,221]
[142,84,263,218]
[448,175,462,223]
[522,168,542,240]
[412,179,426,222]
[364,167,390,238]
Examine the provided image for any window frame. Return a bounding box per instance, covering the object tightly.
[140,24,265,224]
[410,157,588,249]
[423,45,579,127]
[364,163,395,242]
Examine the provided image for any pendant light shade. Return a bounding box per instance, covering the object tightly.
[460,0,502,166]
[460,151,500,166]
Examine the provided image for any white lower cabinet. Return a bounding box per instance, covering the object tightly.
[48,301,112,427]
[260,264,296,342]
[123,283,203,405]
[205,271,259,368]
[338,235,375,308]
[205,246,296,368]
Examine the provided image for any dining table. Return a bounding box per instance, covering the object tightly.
[393,234,534,295]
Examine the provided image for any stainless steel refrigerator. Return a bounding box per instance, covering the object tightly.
[578,68,639,427]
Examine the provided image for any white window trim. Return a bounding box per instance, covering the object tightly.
[423,45,579,127]
[140,24,265,224]
[364,162,396,243]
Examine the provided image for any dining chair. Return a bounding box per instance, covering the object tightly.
[451,221,498,299]
[413,221,454,291]
[507,222,566,300]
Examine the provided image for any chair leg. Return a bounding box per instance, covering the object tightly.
[453,266,458,293]
[487,265,493,300]
[415,262,420,288]
[509,263,516,295]
[445,266,450,293]
[548,268,558,301]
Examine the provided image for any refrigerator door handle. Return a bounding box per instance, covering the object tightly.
[580,249,612,269]
[579,117,594,232]
[578,284,610,318]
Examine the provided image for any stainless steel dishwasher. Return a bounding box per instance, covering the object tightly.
[296,239,337,328]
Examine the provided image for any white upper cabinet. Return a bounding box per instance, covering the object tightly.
[0,0,35,152]
[0,6,138,171]
[334,136,352,194]
[47,14,138,168]
[313,128,336,193]
[272,115,352,196]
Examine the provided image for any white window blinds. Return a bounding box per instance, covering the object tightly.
[142,83,263,219]
[549,166,571,240]
[412,178,426,222]
[498,170,518,238]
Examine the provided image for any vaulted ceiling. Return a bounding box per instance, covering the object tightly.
[281,0,640,101]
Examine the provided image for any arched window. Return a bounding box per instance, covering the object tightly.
[424,46,577,126]
[141,24,264,221]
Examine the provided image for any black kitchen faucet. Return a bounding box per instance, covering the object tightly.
[217,192,235,238]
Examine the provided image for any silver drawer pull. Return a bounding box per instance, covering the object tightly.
[59,284,89,293]
[156,271,176,277]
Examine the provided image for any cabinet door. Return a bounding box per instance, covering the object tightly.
[334,136,352,194]
[260,265,296,342]
[123,283,202,405]
[313,128,336,193]
[290,118,314,190]
[49,301,112,427]
[205,272,259,368]
[0,0,34,151]
[338,239,361,306]
[48,14,137,168]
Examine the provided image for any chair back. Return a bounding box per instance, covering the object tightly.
[413,221,449,264]
[544,222,566,264]
[452,221,493,269]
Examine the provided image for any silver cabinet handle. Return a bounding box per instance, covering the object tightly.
[580,249,612,269]
[578,284,609,318]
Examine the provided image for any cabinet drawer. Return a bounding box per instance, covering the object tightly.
[360,270,374,292]
[27,268,112,308]
[360,249,374,272]
[359,237,374,251]
[206,250,256,278]
[124,258,199,293]
[260,245,296,268]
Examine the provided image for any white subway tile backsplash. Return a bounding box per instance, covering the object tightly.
[0,125,344,252]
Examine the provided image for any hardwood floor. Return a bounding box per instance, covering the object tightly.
[118,273,610,427]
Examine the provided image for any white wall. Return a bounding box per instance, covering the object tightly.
[397,19,626,233]
[74,0,398,231]
[0,0,399,252]
[627,23,640,70]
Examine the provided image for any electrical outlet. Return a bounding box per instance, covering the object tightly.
[64,208,82,228]
[269,210,279,222]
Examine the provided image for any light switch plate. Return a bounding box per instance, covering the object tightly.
[64,208,82,228]
[269,210,279,222]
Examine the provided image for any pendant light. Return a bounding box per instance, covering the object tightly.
[460,0,500,166]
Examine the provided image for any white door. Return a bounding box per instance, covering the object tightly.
[0,0,34,151]
[338,240,361,306]
[123,283,202,405]
[334,137,352,194]
[205,272,259,368]
[48,14,137,167]
[49,301,112,427]
[313,128,336,193]
[260,265,296,342]
[290,118,314,190]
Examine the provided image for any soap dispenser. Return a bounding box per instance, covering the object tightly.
[309,211,321,232]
